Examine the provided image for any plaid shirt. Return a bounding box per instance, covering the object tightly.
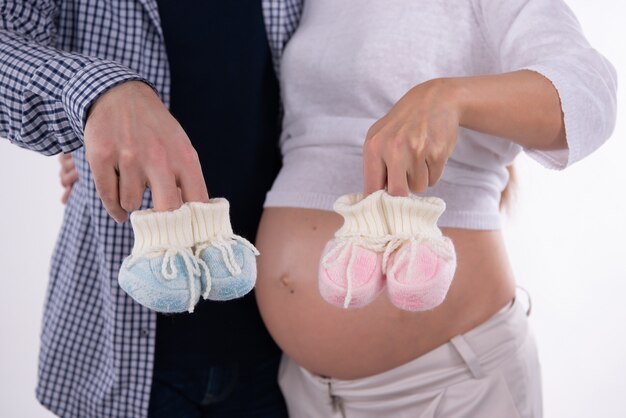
[0,1,302,416]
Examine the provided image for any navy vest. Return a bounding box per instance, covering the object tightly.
[155,0,281,366]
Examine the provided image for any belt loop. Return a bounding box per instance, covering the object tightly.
[327,381,346,418]
[450,335,485,379]
[516,285,533,316]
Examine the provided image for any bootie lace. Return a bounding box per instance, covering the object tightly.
[126,246,209,313]
[194,235,260,299]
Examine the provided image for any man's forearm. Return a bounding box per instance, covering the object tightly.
[0,28,150,155]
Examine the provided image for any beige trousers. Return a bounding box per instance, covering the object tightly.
[279,295,542,418]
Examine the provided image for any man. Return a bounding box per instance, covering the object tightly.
[0,1,302,416]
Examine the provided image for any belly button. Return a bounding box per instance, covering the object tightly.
[279,273,295,294]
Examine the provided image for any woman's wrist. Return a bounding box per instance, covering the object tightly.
[430,72,566,150]
[429,77,469,128]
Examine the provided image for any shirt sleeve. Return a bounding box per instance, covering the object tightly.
[472,0,618,169]
[0,1,155,155]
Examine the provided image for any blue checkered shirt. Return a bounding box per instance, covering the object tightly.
[0,1,303,416]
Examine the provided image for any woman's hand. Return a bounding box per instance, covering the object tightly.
[363,78,460,196]
[363,71,568,197]
[59,153,78,204]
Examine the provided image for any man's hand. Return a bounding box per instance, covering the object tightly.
[59,153,78,204]
[84,81,209,223]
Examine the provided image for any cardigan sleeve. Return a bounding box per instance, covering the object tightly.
[472,0,618,169]
[0,0,154,155]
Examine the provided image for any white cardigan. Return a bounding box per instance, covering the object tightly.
[264,0,617,230]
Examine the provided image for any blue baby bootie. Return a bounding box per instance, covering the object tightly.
[188,200,260,301]
[119,205,205,313]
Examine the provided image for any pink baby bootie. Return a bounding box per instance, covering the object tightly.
[319,191,388,309]
[381,193,457,312]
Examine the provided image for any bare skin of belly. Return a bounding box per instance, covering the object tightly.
[255,207,517,380]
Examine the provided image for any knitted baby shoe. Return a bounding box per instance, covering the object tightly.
[381,193,456,312]
[319,191,388,309]
[119,205,204,313]
[188,199,259,301]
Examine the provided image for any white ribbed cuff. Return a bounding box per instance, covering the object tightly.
[187,199,234,243]
[130,205,194,255]
[381,193,445,238]
[333,191,388,238]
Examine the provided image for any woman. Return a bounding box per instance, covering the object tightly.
[255,0,617,416]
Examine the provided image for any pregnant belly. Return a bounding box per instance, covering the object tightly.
[255,207,517,380]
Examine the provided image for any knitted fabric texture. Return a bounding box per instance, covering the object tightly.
[130,204,195,254]
[319,191,457,311]
[333,190,389,238]
[380,193,457,312]
[319,191,388,308]
[188,199,260,301]
[188,199,234,242]
[380,194,444,239]
[119,205,206,313]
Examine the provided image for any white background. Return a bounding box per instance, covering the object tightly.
[0,1,624,417]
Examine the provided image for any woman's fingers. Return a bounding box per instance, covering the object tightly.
[364,130,450,195]
[58,153,78,204]
[361,79,461,197]
[59,154,71,171]
[60,168,79,188]
[408,159,429,193]
[60,153,74,170]
[61,186,72,205]
[363,138,387,195]
[385,153,410,197]
[59,153,79,187]
[425,154,446,187]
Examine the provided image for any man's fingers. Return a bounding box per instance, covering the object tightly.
[176,156,209,203]
[91,163,127,223]
[118,167,146,212]
[81,81,209,220]
[146,167,183,212]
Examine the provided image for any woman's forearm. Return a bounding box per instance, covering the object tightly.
[363,70,570,195]
[449,70,566,151]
